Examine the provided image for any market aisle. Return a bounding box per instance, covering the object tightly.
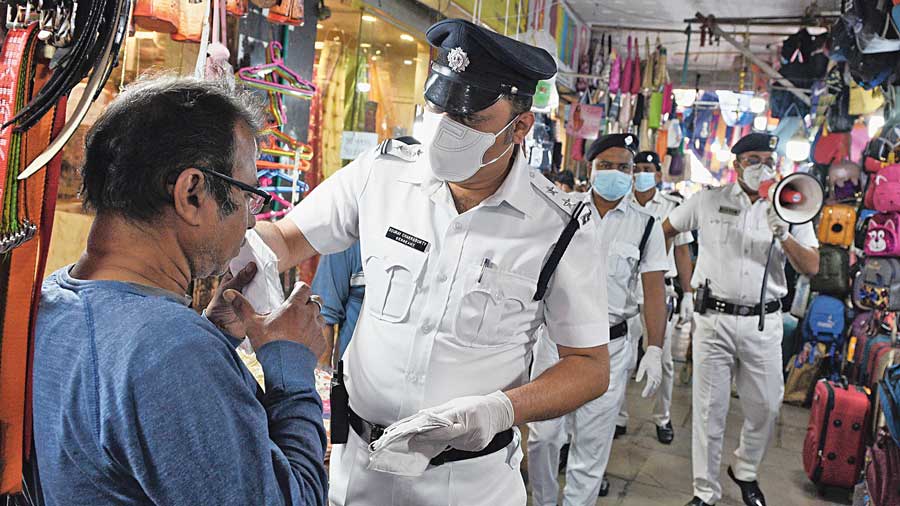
[527,325,852,506]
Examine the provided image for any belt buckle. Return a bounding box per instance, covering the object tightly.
[369,425,385,445]
[738,306,751,317]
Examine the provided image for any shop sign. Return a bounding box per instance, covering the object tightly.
[566,103,605,139]
[341,131,380,160]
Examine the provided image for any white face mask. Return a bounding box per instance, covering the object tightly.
[422,110,519,182]
[739,163,777,191]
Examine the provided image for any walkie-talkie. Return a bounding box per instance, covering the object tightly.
[330,330,349,444]
[696,279,711,315]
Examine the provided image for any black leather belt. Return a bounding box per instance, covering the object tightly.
[610,320,628,340]
[708,297,781,317]
[664,277,673,286]
[348,407,514,467]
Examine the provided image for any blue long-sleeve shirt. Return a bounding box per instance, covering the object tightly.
[32,267,327,505]
[310,242,364,359]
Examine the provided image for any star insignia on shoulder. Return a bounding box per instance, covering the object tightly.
[448,47,470,73]
[546,185,559,195]
[562,198,573,207]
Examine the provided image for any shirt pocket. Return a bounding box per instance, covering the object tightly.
[453,265,537,348]
[610,241,641,279]
[363,247,427,323]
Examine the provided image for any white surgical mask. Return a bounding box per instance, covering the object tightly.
[739,163,776,191]
[422,110,519,182]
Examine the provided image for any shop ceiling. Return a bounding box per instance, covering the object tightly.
[567,0,842,88]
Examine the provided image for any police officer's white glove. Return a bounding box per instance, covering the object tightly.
[635,345,663,398]
[679,296,694,325]
[766,203,790,241]
[411,391,515,452]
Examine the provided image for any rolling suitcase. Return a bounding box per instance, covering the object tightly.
[804,379,870,488]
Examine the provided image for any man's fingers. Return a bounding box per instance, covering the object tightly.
[222,262,258,292]
[635,364,646,383]
[224,289,261,328]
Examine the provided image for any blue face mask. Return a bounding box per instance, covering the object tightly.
[591,169,633,201]
[634,172,657,192]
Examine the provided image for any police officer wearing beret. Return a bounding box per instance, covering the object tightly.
[243,19,611,506]
[662,133,820,506]
[617,150,695,445]
[528,134,668,505]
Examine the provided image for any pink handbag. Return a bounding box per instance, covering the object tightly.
[621,37,633,95]
[865,212,900,257]
[630,38,641,94]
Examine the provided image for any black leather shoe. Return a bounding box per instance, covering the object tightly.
[598,477,610,497]
[656,421,675,445]
[728,466,766,506]
[685,497,714,506]
[614,425,627,438]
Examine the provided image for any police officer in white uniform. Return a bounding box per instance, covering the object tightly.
[662,133,820,506]
[248,19,612,506]
[618,151,694,445]
[528,134,668,506]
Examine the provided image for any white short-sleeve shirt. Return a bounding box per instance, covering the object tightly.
[667,182,819,304]
[632,190,694,277]
[588,194,669,325]
[289,145,610,425]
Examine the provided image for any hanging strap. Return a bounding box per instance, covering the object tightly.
[638,215,655,263]
[534,201,587,301]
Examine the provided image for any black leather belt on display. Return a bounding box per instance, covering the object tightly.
[610,320,628,340]
[348,407,514,467]
[708,297,781,317]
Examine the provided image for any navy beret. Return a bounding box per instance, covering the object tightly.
[424,19,557,115]
[586,134,639,162]
[634,150,661,169]
[731,133,779,155]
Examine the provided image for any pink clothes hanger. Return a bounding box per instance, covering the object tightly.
[236,41,316,100]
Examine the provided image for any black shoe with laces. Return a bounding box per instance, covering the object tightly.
[728,466,766,506]
[598,477,609,497]
[656,421,675,445]
[614,425,627,438]
[685,497,714,506]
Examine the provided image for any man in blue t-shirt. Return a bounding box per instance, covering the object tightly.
[32,77,328,505]
[311,243,364,363]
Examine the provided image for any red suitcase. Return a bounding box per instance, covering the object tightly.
[803,380,871,488]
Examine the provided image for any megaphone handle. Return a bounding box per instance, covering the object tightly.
[758,238,777,332]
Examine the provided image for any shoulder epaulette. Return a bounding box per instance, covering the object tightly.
[374,138,423,162]
[530,170,591,224]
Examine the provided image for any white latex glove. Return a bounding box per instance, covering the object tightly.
[679,296,695,325]
[766,203,790,241]
[411,391,515,452]
[635,345,663,398]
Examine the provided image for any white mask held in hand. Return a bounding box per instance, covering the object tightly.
[423,110,519,182]
[739,163,777,191]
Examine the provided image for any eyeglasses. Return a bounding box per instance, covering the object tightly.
[195,167,272,214]
[593,161,633,173]
[739,155,776,166]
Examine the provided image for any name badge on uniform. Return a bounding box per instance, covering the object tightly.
[386,227,429,252]
[718,206,740,216]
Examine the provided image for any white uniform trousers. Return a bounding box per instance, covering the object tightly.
[616,308,675,428]
[528,335,632,506]
[328,423,525,506]
[691,310,784,505]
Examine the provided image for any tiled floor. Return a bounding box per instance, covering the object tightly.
[525,324,853,506]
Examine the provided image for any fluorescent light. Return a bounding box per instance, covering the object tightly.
[314,41,325,50]
[750,97,767,114]
[360,43,371,48]
[371,55,378,61]
[754,116,769,131]
[362,14,377,22]
[316,23,323,29]
[357,82,371,93]
[400,34,414,42]
[786,133,811,162]
[403,59,414,65]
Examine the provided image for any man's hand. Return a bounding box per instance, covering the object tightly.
[679,296,695,325]
[635,345,663,398]
[205,262,258,337]
[767,203,790,241]
[224,282,327,357]
[411,391,514,452]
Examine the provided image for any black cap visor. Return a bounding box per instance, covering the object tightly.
[424,72,504,116]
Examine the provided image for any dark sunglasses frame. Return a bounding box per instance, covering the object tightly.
[194,167,272,213]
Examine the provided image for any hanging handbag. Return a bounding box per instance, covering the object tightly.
[621,37,634,96]
[268,0,305,26]
[827,85,858,133]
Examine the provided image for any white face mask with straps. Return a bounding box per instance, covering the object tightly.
[422,110,519,182]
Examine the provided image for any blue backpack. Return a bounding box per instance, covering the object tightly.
[878,364,900,447]
[804,295,847,345]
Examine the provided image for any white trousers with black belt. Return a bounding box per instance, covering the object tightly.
[691,310,784,505]
[618,307,676,428]
[527,333,632,506]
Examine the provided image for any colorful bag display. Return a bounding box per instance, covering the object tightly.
[865,212,900,257]
[866,430,900,506]
[811,245,850,297]
[817,204,858,247]
[804,379,870,488]
[865,164,900,212]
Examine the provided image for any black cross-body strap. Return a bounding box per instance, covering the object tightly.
[638,216,655,263]
[534,201,587,301]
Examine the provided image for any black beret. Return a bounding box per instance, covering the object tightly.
[424,19,557,115]
[634,150,661,169]
[586,134,639,162]
[731,133,779,155]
